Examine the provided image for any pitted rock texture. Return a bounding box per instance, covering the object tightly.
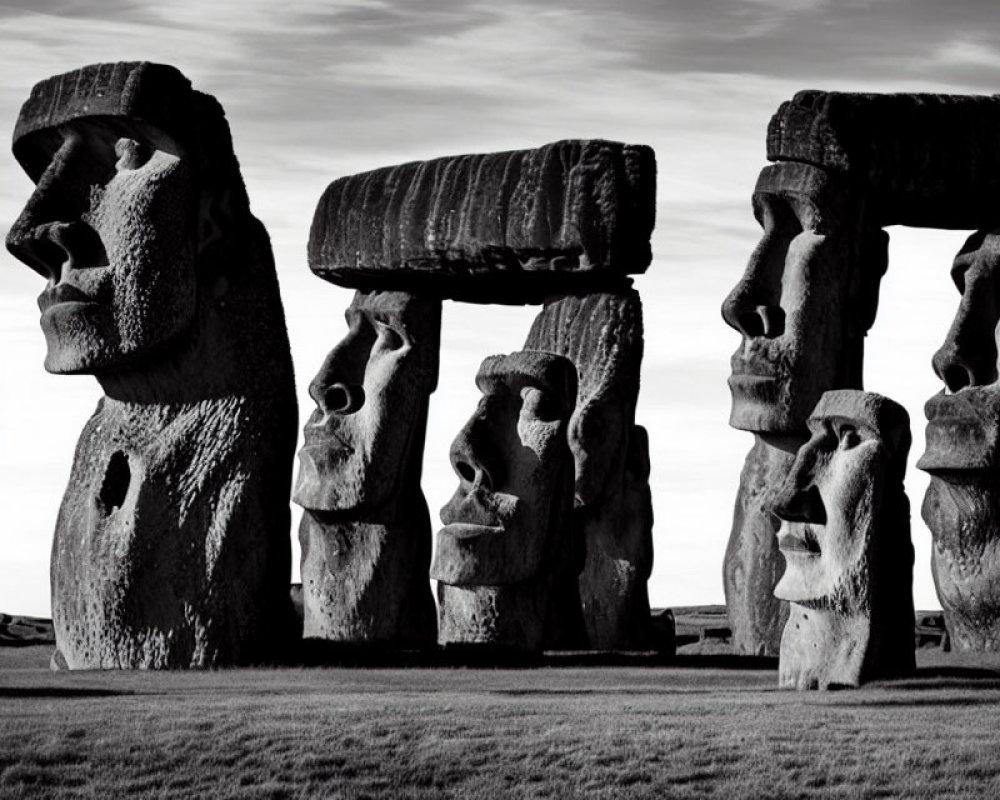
[6,62,297,668]
[767,90,1000,229]
[772,390,915,689]
[308,140,656,303]
[294,291,440,647]
[431,351,584,651]
[524,290,652,649]
[918,229,1000,650]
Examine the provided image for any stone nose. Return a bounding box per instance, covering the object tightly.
[6,220,108,283]
[307,341,367,416]
[449,407,502,495]
[771,443,827,525]
[721,240,786,339]
[931,289,999,394]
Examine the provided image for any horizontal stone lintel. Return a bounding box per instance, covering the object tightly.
[308,139,656,299]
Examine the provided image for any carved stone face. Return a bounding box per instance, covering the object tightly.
[6,118,199,375]
[773,390,907,609]
[430,351,576,586]
[722,162,886,435]
[294,291,440,514]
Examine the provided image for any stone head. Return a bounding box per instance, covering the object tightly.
[293,290,440,513]
[6,62,256,376]
[430,351,577,586]
[523,290,642,508]
[722,162,888,435]
[772,390,910,611]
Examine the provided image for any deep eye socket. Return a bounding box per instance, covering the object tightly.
[520,386,560,423]
[373,320,404,351]
[114,137,152,171]
[837,424,861,450]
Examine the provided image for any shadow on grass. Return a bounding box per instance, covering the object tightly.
[0,687,134,698]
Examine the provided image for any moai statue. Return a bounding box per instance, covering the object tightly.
[918,229,1000,650]
[524,290,653,649]
[293,290,439,647]
[431,351,585,652]
[721,162,888,655]
[773,390,915,689]
[5,63,297,668]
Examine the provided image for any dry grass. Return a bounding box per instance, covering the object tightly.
[2,647,1000,799]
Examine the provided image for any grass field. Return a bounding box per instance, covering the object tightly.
[3,646,1000,799]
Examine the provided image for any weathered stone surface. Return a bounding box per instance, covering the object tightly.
[773,390,915,690]
[431,351,584,651]
[918,229,1000,650]
[524,290,652,649]
[293,290,439,647]
[721,160,889,656]
[767,90,1000,229]
[5,62,297,668]
[307,140,656,303]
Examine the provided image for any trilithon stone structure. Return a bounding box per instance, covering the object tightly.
[772,390,915,690]
[524,290,652,649]
[724,89,1000,656]
[293,291,439,647]
[430,351,584,651]
[304,139,656,652]
[918,229,1000,650]
[5,62,297,668]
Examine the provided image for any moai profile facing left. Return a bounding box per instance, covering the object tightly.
[724,90,1000,656]
[293,290,439,647]
[431,351,584,652]
[773,390,915,690]
[5,63,298,668]
[919,229,1000,650]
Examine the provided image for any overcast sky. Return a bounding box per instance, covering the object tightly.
[2,0,999,617]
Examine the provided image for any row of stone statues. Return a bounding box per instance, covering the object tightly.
[723,90,1000,673]
[5,62,656,667]
[9,62,999,689]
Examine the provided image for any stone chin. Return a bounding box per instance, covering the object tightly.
[292,444,364,513]
[727,374,801,434]
[774,523,828,604]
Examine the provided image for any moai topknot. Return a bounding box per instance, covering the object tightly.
[524,290,652,649]
[919,229,1000,650]
[305,139,656,653]
[773,390,915,690]
[723,89,1000,656]
[431,351,584,652]
[5,62,297,668]
[293,291,439,647]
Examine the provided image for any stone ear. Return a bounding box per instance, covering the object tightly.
[196,184,233,292]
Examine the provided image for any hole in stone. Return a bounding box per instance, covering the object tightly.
[456,461,476,484]
[99,451,130,513]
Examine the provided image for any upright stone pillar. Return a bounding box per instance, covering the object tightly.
[919,229,1000,650]
[524,290,652,649]
[430,351,583,652]
[5,63,297,668]
[293,291,440,647]
[772,390,915,689]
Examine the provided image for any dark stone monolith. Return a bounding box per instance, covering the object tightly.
[773,390,915,689]
[5,62,297,668]
[918,229,1000,650]
[293,290,439,647]
[721,161,888,656]
[431,351,584,652]
[524,290,652,649]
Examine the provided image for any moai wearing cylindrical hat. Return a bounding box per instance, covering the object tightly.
[293,290,440,648]
[5,63,298,668]
[524,289,653,650]
[723,89,1000,656]
[919,228,1000,650]
[431,351,585,652]
[772,390,915,690]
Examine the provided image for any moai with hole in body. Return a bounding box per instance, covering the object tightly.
[307,139,657,652]
[723,90,1000,655]
[772,390,915,689]
[5,63,297,668]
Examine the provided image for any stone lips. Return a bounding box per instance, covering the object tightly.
[767,90,1000,229]
[308,140,656,303]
